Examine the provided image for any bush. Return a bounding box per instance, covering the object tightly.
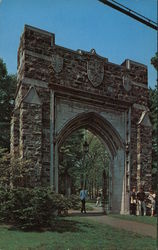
[0,187,77,230]
[0,186,15,222]
[69,194,80,210]
[0,152,34,188]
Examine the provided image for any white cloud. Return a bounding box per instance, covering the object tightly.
[0,0,2,4]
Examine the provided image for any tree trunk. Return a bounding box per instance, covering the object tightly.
[80,173,84,189]
[95,177,97,198]
[102,169,107,215]
[67,176,71,197]
[92,180,94,198]
[65,174,71,197]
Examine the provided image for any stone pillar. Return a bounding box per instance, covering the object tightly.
[50,90,55,189]
[19,86,42,186]
[108,161,112,211]
[137,111,152,190]
[124,108,131,214]
[50,90,59,193]
[112,148,126,214]
[54,142,59,193]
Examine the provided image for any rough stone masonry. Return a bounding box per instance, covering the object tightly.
[10,25,152,213]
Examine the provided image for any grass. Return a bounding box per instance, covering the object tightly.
[0,216,156,250]
[73,202,94,211]
[109,214,157,226]
[85,202,95,211]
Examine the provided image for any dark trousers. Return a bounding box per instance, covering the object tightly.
[81,199,86,212]
[131,203,137,215]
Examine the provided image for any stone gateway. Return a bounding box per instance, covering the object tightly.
[11,25,152,214]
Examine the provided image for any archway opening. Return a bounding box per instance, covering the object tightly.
[55,112,127,214]
[58,128,112,213]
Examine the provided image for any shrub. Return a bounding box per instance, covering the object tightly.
[0,152,33,188]
[0,187,76,230]
[69,194,80,210]
[0,186,15,222]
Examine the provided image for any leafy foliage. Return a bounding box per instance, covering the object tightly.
[150,52,158,190]
[0,187,80,230]
[151,52,158,71]
[59,130,85,194]
[0,58,17,150]
[84,131,110,193]
[0,151,33,187]
[149,87,158,190]
[68,194,80,210]
[59,129,110,197]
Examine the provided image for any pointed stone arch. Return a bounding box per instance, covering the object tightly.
[54,111,127,213]
[57,112,124,158]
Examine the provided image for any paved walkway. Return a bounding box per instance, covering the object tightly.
[69,206,157,239]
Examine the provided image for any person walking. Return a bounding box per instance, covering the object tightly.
[137,187,146,216]
[130,187,137,215]
[96,193,102,207]
[148,189,156,217]
[80,188,88,213]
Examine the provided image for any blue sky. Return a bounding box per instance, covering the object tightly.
[0,0,157,88]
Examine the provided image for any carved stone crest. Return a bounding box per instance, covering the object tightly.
[52,54,63,73]
[87,60,104,87]
[123,74,132,92]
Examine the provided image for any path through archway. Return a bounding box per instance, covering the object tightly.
[54,112,127,214]
[58,129,112,214]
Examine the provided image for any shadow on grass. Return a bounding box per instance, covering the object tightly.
[50,218,94,233]
[69,211,105,217]
[6,218,95,234]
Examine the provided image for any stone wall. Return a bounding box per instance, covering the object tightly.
[11,25,152,192]
[20,101,42,185]
[10,109,20,157]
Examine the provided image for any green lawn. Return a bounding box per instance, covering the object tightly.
[109,214,157,226]
[0,216,156,250]
[73,202,94,211]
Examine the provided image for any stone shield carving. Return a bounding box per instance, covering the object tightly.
[52,54,63,73]
[123,74,132,92]
[87,60,104,87]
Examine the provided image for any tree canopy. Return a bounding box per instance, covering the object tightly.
[59,129,110,197]
[149,52,158,190]
[151,52,158,71]
[0,58,17,150]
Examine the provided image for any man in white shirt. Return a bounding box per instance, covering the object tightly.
[80,188,88,213]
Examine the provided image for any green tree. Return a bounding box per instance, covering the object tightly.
[149,88,158,189]
[59,129,85,195]
[0,150,33,188]
[0,58,17,150]
[59,129,110,199]
[82,131,110,198]
[149,52,158,190]
[151,52,158,71]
